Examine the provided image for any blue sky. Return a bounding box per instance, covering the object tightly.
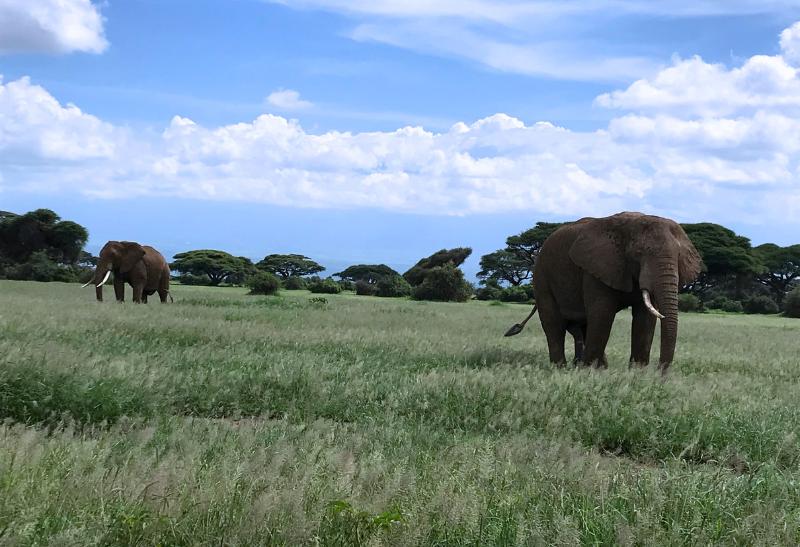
[2,0,800,277]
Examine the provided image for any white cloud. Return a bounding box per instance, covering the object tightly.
[0,0,107,54]
[266,89,313,110]
[4,20,800,225]
[781,21,800,66]
[0,76,123,160]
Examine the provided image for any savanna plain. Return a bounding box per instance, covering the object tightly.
[1,280,799,546]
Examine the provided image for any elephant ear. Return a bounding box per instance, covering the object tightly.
[674,228,703,285]
[120,242,146,273]
[568,225,633,292]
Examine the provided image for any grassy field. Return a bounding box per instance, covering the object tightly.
[1,280,799,545]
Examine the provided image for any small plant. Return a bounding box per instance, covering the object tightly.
[308,278,342,294]
[376,275,411,297]
[283,276,308,290]
[784,287,800,318]
[743,295,779,314]
[678,293,701,312]
[245,272,281,295]
[355,280,378,296]
[308,296,328,306]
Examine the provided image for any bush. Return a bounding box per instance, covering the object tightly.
[4,251,78,282]
[706,296,743,313]
[246,272,281,295]
[355,280,378,296]
[743,295,779,314]
[678,293,701,312]
[177,273,211,285]
[784,287,800,318]
[283,276,308,290]
[411,264,472,302]
[337,279,356,292]
[475,284,503,301]
[308,278,342,294]
[376,275,412,298]
[500,285,534,303]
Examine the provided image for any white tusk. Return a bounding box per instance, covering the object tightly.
[81,279,93,288]
[642,290,665,319]
[97,270,112,288]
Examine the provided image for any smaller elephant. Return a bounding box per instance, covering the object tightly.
[83,241,172,303]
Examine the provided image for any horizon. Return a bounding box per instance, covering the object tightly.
[3,1,800,279]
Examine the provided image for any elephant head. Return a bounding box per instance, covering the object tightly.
[568,212,702,368]
[82,241,145,296]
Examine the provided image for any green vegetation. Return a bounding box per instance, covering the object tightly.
[171,250,255,286]
[1,281,800,544]
[245,271,281,295]
[256,253,325,279]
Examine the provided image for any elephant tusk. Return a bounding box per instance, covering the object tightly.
[81,279,93,288]
[97,270,112,288]
[642,290,665,319]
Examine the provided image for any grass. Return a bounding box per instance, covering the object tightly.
[1,280,799,545]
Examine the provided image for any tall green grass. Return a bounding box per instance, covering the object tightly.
[1,280,799,545]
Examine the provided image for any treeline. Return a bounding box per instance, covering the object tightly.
[3,208,798,316]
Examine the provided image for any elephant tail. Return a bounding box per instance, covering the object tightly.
[504,304,537,337]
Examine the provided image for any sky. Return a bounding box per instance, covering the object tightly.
[2,0,800,277]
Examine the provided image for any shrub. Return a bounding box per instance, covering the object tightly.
[743,295,779,314]
[411,264,472,302]
[355,280,378,296]
[308,278,342,294]
[4,252,77,282]
[678,293,701,312]
[475,284,503,301]
[177,273,211,286]
[706,296,743,313]
[246,272,281,295]
[283,276,308,290]
[376,275,412,298]
[500,285,534,303]
[338,279,356,292]
[784,287,800,318]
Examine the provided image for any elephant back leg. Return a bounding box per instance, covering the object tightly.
[158,270,170,303]
[536,289,568,366]
[567,322,586,365]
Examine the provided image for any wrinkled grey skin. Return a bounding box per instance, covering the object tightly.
[518,212,702,375]
[88,241,171,303]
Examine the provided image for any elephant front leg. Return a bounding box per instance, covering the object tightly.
[114,277,125,302]
[567,322,586,365]
[132,283,144,303]
[629,302,657,367]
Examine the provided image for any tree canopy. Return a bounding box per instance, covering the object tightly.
[0,208,88,265]
[171,250,255,285]
[752,243,800,304]
[477,249,532,286]
[257,254,324,279]
[505,222,566,271]
[403,247,472,286]
[334,264,400,284]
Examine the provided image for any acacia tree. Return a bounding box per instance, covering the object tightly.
[477,249,532,286]
[334,264,400,284]
[681,223,763,300]
[403,247,472,286]
[0,208,88,265]
[171,250,255,285]
[504,222,566,272]
[257,254,324,279]
[752,244,800,305]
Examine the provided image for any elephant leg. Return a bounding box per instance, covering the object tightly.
[158,289,169,303]
[114,277,125,302]
[538,298,567,366]
[132,283,144,303]
[567,322,585,365]
[630,301,657,368]
[142,294,148,304]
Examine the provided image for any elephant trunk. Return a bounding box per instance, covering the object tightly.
[654,258,680,374]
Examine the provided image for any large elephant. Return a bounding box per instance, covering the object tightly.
[509,212,702,374]
[83,241,172,303]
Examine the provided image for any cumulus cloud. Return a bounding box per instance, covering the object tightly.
[4,20,800,224]
[781,21,800,66]
[0,0,107,55]
[0,76,123,160]
[266,89,313,110]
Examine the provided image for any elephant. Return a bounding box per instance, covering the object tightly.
[82,241,172,303]
[507,212,702,375]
